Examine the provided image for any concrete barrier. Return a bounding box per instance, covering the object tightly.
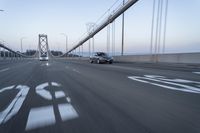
[114,53,200,64]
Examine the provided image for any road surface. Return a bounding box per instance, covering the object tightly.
[0,59,200,133]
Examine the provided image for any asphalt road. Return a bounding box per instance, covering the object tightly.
[0,58,200,133]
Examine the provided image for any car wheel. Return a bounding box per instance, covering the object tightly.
[109,61,113,64]
[90,60,93,63]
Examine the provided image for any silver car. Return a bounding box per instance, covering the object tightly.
[90,52,113,64]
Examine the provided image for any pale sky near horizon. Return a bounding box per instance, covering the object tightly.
[0,0,200,54]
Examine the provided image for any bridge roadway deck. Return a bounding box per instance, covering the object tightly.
[0,59,200,133]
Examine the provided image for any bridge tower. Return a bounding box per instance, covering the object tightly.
[38,34,49,58]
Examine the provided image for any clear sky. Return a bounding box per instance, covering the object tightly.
[0,0,200,54]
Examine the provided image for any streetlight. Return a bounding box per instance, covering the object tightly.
[60,33,68,54]
[121,0,125,56]
[20,37,27,53]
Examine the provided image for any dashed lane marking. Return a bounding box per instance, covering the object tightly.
[72,69,81,74]
[193,72,200,75]
[0,68,10,73]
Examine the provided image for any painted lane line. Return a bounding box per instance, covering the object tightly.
[58,103,78,121]
[128,76,200,94]
[193,72,200,75]
[55,91,66,99]
[142,76,200,92]
[72,69,81,74]
[25,106,55,131]
[0,85,15,93]
[145,75,200,84]
[0,68,10,73]
[0,85,30,124]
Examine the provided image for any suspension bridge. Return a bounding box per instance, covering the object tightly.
[0,0,200,133]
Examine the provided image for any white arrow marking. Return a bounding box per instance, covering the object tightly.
[0,85,30,124]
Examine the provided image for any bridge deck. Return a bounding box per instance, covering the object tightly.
[0,59,200,133]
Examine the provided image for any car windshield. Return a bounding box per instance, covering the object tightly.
[97,53,108,57]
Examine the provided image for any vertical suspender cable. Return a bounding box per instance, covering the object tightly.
[92,37,95,54]
[112,20,116,56]
[154,0,161,55]
[88,39,91,57]
[163,0,168,53]
[150,0,156,54]
[107,24,111,54]
[158,0,163,54]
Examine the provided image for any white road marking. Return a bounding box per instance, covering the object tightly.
[0,68,10,73]
[25,106,55,131]
[66,97,71,103]
[0,85,30,124]
[145,75,200,84]
[55,91,65,99]
[193,72,200,75]
[36,89,52,100]
[128,75,200,94]
[73,69,80,74]
[58,103,78,121]
[36,83,52,100]
[51,82,61,87]
[27,82,79,130]
[35,83,48,90]
[0,85,15,93]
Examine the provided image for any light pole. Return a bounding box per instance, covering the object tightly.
[121,0,125,56]
[20,37,26,53]
[60,33,68,54]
